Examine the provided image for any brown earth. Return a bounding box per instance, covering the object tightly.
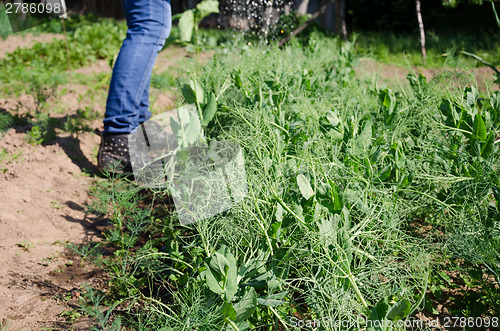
[0,44,184,329]
[355,57,498,93]
[0,125,103,330]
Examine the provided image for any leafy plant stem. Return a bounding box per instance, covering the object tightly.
[109,176,126,250]
[271,187,307,227]
[349,273,369,309]
[135,252,195,269]
[269,306,289,330]
[251,190,274,256]
[434,120,473,136]
[399,188,457,215]
[320,244,369,309]
[194,23,200,64]
[226,318,240,331]
[409,271,429,316]
[140,294,180,322]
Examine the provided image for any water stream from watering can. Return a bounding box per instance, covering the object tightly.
[217,0,298,43]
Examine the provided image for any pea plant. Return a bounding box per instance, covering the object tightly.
[79,31,500,329]
[173,0,220,53]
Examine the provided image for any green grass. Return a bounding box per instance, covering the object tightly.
[0,18,126,98]
[356,29,500,68]
[0,112,12,133]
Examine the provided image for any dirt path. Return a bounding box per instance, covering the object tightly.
[0,85,104,329]
[0,44,189,329]
[0,127,102,330]
[355,57,498,92]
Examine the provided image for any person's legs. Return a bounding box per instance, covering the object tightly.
[98,0,171,171]
[103,0,171,134]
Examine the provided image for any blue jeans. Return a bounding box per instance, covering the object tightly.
[103,0,172,134]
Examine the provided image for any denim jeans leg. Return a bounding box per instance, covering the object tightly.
[103,0,172,134]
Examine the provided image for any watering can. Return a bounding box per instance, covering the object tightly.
[59,0,67,19]
[129,105,248,225]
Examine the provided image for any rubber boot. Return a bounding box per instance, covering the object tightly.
[97,133,132,173]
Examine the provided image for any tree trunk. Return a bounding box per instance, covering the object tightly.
[296,0,310,15]
[340,0,348,40]
[330,0,347,39]
[415,0,426,65]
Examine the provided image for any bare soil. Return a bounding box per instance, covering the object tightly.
[0,126,103,330]
[355,57,498,92]
[0,45,184,329]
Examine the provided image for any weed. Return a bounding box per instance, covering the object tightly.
[356,29,500,68]
[51,201,65,209]
[77,285,123,331]
[151,72,177,91]
[62,107,99,137]
[0,19,125,97]
[0,112,12,133]
[58,309,82,323]
[26,113,57,145]
[0,148,22,173]
[68,242,103,267]
[17,240,34,252]
[27,74,59,114]
[41,255,58,264]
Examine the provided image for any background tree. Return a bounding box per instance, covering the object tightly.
[416,0,426,64]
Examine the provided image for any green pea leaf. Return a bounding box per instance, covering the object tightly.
[210,252,230,276]
[473,113,487,141]
[220,301,236,320]
[170,117,182,137]
[205,266,224,295]
[386,299,411,321]
[257,292,287,307]
[202,92,217,126]
[183,111,201,145]
[376,165,392,182]
[196,0,220,19]
[190,79,205,104]
[481,132,495,158]
[178,10,194,42]
[297,174,314,200]
[232,70,242,88]
[181,84,196,105]
[233,287,257,322]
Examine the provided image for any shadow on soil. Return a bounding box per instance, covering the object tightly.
[1,107,100,174]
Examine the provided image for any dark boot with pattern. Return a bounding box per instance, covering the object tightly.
[97,133,132,173]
